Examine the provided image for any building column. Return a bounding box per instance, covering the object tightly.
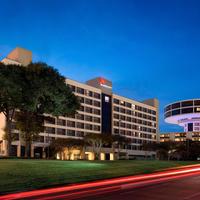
[3,140,8,156]
[17,144,21,157]
[31,145,34,158]
[42,147,46,159]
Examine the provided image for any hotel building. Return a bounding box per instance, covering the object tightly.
[160,99,200,143]
[160,132,200,142]
[0,47,159,160]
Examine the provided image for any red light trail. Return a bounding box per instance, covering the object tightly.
[1,164,200,200]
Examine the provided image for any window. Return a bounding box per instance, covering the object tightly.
[79,106,84,111]
[77,87,84,94]
[85,124,93,130]
[94,125,100,131]
[121,122,125,128]
[57,119,66,126]
[182,101,193,107]
[67,121,75,127]
[125,102,132,108]
[142,107,147,113]
[165,111,171,118]
[172,109,180,116]
[94,109,100,115]
[114,114,119,119]
[76,131,84,137]
[114,99,119,104]
[76,114,84,120]
[94,100,100,107]
[94,93,100,99]
[126,109,131,115]
[76,122,84,129]
[85,98,92,105]
[114,106,119,112]
[57,128,66,135]
[126,124,131,129]
[114,121,119,126]
[172,102,181,109]
[85,107,93,113]
[86,90,93,97]
[120,108,125,113]
[114,129,119,134]
[93,117,100,123]
[152,110,156,115]
[182,107,193,114]
[105,96,110,102]
[79,97,84,103]
[67,130,75,136]
[45,127,55,134]
[194,100,200,106]
[165,105,171,112]
[85,115,92,122]
[120,115,125,120]
[120,100,125,105]
[195,107,200,112]
[127,117,131,122]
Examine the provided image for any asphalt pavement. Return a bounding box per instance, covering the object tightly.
[82,173,200,200]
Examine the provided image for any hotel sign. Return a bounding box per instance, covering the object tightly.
[99,77,112,89]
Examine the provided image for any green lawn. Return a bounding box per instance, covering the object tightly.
[0,159,198,194]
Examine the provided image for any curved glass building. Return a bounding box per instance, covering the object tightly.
[164,99,200,132]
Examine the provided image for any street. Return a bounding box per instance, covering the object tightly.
[83,173,200,200]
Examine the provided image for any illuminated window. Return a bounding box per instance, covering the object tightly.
[120,100,124,105]
[105,96,109,102]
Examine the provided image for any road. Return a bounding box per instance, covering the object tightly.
[82,173,200,200]
[1,164,200,200]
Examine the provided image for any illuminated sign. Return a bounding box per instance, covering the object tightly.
[99,78,112,89]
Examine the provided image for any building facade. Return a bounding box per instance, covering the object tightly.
[0,47,159,160]
[164,99,200,132]
[161,99,200,143]
[160,132,200,142]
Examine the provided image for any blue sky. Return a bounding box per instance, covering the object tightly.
[1,0,200,132]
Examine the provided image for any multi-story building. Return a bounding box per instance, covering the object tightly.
[0,47,159,160]
[160,132,200,142]
[161,99,200,143]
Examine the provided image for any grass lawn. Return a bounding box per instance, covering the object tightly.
[0,159,198,194]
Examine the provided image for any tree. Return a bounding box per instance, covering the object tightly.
[165,141,177,160]
[84,133,110,160]
[22,62,80,117]
[0,63,26,156]
[0,62,80,157]
[113,134,131,160]
[142,142,156,160]
[188,141,200,160]
[50,138,84,160]
[14,111,45,158]
[151,141,177,160]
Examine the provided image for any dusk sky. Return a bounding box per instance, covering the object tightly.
[1,0,200,132]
